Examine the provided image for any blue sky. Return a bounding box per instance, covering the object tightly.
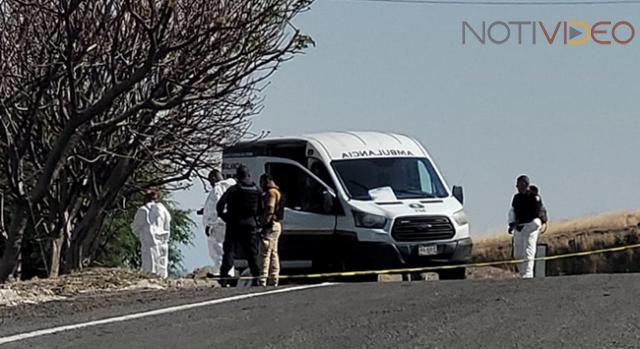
[175,0,640,272]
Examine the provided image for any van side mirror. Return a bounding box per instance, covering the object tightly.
[452,186,464,204]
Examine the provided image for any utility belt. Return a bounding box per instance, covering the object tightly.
[514,218,541,232]
[226,216,259,226]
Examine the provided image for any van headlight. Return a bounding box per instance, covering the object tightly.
[352,210,387,229]
[452,209,468,226]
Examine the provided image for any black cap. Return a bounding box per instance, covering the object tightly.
[517,175,530,185]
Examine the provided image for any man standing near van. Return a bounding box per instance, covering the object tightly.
[508,175,543,279]
[200,169,236,275]
[258,174,283,287]
[217,165,261,285]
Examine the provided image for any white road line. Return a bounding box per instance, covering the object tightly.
[0,283,333,345]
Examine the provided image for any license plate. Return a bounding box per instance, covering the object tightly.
[418,245,438,256]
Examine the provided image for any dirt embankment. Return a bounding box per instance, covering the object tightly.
[0,267,218,307]
[473,210,640,276]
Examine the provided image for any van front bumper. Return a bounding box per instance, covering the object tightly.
[345,237,473,271]
[277,231,472,272]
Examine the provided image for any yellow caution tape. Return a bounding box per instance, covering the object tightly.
[214,242,640,281]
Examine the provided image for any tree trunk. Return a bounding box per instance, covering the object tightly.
[50,198,81,275]
[84,213,107,265]
[49,234,65,278]
[0,199,30,282]
[62,244,77,274]
[65,213,107,272]
[14,252,22,281]
[63,158,137,273]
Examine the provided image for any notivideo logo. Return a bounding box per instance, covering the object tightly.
[462,20,636,45]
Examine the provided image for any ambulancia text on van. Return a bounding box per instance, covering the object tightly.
[222,131,472,279]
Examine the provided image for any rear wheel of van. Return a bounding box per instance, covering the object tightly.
[437,267,467,280]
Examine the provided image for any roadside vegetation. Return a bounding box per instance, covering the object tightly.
[0,0,314,282]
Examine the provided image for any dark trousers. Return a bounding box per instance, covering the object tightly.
[220,220,261,281]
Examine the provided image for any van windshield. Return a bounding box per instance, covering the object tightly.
[332,157,449,200]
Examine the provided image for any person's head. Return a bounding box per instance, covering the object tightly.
[529,185,539,195]
[144,190,158,203]
[516,175,530,194]
[260,173,275,190]
[208,169,223,184]
[235,165,250,181]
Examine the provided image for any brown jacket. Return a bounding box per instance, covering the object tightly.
[261,184,282,226]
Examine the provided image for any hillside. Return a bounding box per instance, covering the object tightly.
[473,210,640,276]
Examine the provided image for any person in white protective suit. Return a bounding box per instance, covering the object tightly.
[132,191,172,278]
[201,169,236,275]
[508,175,544,279]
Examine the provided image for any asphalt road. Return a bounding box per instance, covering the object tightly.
[1,274,640,349]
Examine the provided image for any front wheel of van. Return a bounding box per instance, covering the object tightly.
[437,267,467,280]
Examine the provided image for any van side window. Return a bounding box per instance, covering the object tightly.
[265,163,335,215]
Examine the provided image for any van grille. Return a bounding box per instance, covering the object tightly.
[391,216,455,242]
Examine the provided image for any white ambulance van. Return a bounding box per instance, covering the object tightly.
[222,131,471,279]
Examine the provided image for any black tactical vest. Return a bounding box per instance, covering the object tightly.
[227,182,261,221]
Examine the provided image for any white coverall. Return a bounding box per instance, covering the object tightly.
[202,178,236,275]
[509,209,541,279]
[133,201,172,278]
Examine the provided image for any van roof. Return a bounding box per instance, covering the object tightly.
[303,131,414,146]
[226,131,427,160]
[305,131,425,160]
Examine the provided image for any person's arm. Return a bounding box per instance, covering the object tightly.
[262,189,277,227]
[539,203,548,223]
[202,190,218,227]
[534,194,543,219]
[508,209,516,234]
[163,205,171,233]
[132,208,148,240]
[216,188,232,222]
[202,192,214,237]
[508,195,516,234]
[538,199,549,233]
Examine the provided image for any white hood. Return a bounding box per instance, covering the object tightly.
[349,197,462,219]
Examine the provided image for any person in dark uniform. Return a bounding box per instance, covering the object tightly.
[508,175,543,278]
[217,165,262,285]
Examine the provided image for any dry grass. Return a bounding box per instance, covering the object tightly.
[466,267,519,280]
[0,267,219,307]
[473,210,640,276]
[1,268,163,297]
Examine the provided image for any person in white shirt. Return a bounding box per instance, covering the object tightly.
[132,191,172,278]
[200,169,236,275]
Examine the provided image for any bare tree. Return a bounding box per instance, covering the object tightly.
[0,0,314,281]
